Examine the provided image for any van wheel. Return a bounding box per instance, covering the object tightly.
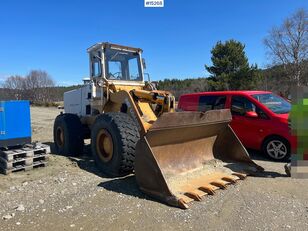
[262,136,290,161]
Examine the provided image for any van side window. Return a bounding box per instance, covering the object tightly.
[198,95,226,112]
[231,96,268,119]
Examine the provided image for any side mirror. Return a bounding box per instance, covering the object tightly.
[144,73,151,82]
[142,58,146,69]
[245,111,258,118]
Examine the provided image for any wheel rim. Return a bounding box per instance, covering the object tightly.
[56,127,64,148]
[266,140,287,160]
[96,129,113,162]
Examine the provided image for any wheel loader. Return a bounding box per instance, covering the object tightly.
[53,42,263,209]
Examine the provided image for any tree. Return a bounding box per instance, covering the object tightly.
[264,8,308,89]
[2,75,25,99]
[24,70,55,102]
[1,70,55,103]
[205,39,260,90]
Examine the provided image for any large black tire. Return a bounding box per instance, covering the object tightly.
[262,136,290,161]
[91,112,140,177]
[53,113,84,156]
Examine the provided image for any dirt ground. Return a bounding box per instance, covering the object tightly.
[0,106,307,231]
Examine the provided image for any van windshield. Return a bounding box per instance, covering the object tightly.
[252,93,291,114]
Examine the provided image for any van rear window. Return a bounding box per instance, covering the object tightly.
[198,95,226,112]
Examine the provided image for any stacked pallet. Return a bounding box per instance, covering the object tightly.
[0,143,50,174]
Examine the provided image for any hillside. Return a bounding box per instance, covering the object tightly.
[1,62,307,102]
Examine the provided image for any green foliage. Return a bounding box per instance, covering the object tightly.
[205,40,261,90]
[157,78,210,99]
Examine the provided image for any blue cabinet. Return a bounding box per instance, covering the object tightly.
[0,101,31,148]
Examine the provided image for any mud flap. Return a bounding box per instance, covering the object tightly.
[134,109,263,209]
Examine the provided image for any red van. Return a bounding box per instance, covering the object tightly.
[178,91,296,161]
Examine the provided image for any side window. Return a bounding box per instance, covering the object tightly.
[231,96,249,116]
[198,95,226,112]
[91,51,101,77]
[92,61,101,77]
[128,58,141,81]
[231,96,268,119]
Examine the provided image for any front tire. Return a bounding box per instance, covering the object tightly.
[91,112,140,177]
[53,113,84,156]
[262,136,290,161]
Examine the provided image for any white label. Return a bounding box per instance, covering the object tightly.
[144,0,164,7]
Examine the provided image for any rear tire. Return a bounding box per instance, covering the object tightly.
[53,113,84,156]
[91,112,140,177]
[262,136,290,161]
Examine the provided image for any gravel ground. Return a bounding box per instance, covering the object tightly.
[0,106,307,231]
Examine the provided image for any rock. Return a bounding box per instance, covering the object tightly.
[55,177,65,183]
[2,214,13,220]
[65,206,73,210]
[70,224,75,228]
[72,182,77,186]
[16,204,25,212]
[22,182,28,186]
[39,199,44,204]
[16,222,21,225]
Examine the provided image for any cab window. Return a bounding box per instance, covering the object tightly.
[198,95,226,111]
[105,48,142,81]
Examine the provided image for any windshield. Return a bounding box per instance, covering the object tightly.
[105,48,142,81]
[252,93,291,114]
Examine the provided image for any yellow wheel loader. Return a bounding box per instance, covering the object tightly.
[53,42,263,209]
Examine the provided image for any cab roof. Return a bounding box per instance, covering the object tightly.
[87,42,143,53]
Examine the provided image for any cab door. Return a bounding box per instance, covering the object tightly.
[230,95,270,149]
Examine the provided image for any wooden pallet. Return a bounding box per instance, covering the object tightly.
[0,161,48,175]
[0,143,50,162]
[0,143,50,175]
[0,154,49,170]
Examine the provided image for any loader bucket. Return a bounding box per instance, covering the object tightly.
[135,109,263,209]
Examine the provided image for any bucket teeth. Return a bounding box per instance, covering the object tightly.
[178,198,189,209]
[232,172,247,180]
[172,172,249,208]
[198,185,216,195]
[184,191,202,201]
[222,176,238,184]
[210,180,229,189]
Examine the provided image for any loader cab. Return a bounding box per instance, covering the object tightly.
[88,42,145,84]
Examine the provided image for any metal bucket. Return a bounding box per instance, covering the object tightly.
[135,109,263,208]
